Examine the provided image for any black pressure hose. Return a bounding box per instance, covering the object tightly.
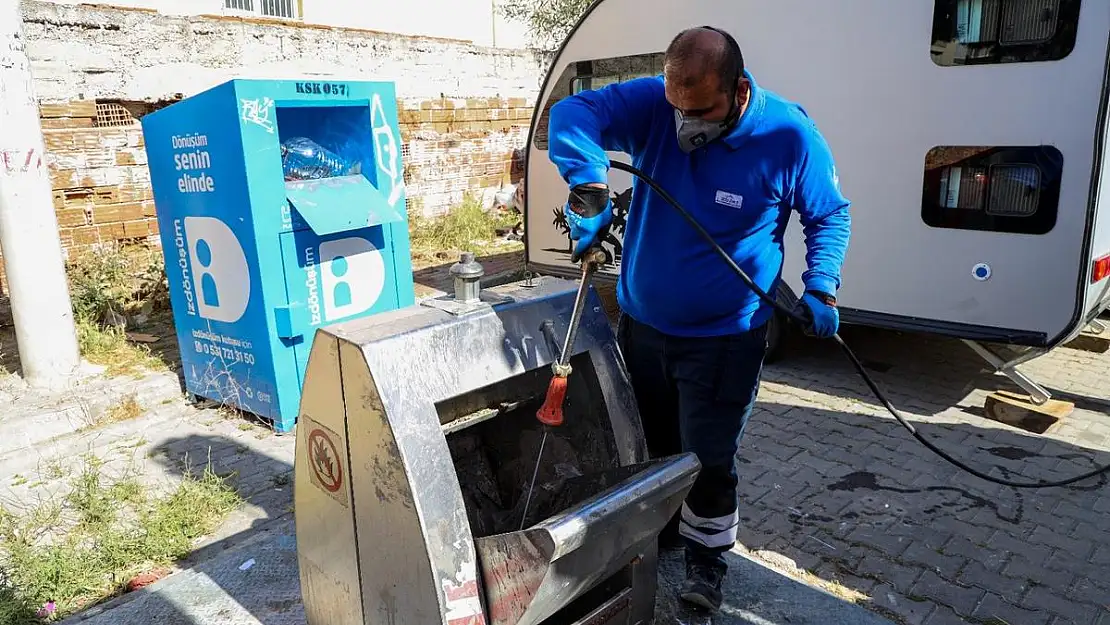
[608,159,1110,489]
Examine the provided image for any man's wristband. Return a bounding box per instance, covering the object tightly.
[806,290,837,307]
[568,184,610,218]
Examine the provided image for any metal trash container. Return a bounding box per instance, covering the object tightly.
[294,265,701,625]
[140,77,415,432]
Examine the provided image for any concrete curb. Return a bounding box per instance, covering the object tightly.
[0,369,183,459]
[0,392,188,482]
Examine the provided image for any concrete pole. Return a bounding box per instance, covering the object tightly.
[0,0,82,388]
[490,0,498,47]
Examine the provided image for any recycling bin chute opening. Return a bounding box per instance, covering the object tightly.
[140,78,416,433]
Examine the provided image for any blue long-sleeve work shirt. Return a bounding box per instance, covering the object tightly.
[547,70,852,337]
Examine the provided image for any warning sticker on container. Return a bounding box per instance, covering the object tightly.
[302,413,348,508]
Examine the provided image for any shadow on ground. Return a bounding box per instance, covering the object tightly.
[737,324,1110,623]
[127,310,184,376]
[60,432,297,625]
[148,434,295,566]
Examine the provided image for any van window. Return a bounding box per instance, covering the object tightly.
[930,0,1081,66]
[921,145,1063,234]
[533,52,664,150]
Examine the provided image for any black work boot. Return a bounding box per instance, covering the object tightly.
[679,561,725,612]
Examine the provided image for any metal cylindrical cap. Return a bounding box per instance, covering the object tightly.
[451,252,484,303]
[451,252,485,279]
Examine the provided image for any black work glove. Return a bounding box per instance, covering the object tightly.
[563,184,614,263]
[792,290,839,338]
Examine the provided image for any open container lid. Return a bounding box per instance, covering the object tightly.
[285,174,404,236]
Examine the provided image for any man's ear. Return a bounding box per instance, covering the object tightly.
[737,78,751,105]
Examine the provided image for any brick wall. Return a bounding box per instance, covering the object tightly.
[28,94,535,262]
[40,101,159,253]
[398,96,533,216]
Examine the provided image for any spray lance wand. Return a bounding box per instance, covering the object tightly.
[519,224,609,530]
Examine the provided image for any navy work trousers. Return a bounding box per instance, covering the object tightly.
[616,312,768,572]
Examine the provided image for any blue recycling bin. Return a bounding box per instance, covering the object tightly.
[140,78,415,432]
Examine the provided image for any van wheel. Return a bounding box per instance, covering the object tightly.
[764,310,785,364]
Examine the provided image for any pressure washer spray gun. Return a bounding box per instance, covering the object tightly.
[536,243,608,424]
[519,225,610,529]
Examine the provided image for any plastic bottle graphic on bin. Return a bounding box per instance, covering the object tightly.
[139,78,416,432]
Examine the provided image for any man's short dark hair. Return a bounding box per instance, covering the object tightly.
[664,26,745,93]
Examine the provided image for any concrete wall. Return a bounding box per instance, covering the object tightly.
[37,0,220,16]
[303,0,528,48]
[15,1,548,262]
[22,1,545,103]
[35,0,530,48]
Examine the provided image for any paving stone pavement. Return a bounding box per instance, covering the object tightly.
[4,268,1110,623]
[743,324,1110,625]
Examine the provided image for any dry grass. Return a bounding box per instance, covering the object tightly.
[0,454,241,623]
[741,547,870,606]
[79,394,143,433]
[65,244,171,377]
[408,192,522,269]
[789,568,871,605]
[76,320,166,378]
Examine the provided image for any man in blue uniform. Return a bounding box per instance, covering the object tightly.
[547,26,851,611]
